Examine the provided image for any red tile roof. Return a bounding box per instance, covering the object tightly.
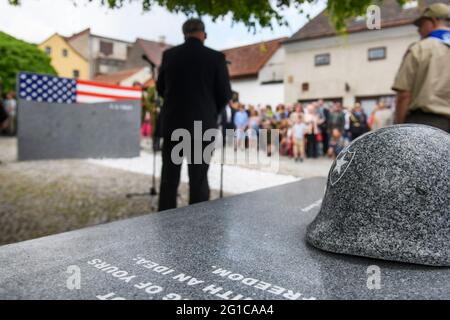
[92,67,145,85]
[222,38,287,79]
[137,38,172,67]
[65,28,91,42]
[286,0,446,44]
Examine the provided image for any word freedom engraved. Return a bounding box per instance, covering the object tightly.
[87,255,316,301]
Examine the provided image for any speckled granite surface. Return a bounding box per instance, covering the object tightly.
[0,177,448,300]
[307,125,450,267]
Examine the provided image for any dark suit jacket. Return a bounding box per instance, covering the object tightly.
[157,37,232,138]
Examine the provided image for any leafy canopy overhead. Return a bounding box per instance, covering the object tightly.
[0,32,56,93]
[8,0,414,31]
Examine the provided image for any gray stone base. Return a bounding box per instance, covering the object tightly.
[0,178,448,300]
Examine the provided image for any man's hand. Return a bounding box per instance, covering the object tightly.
[395,90,412,124]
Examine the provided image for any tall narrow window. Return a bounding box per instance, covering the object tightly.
[73,70,80,79]
[62,49,68,57]
[45,47,52,55]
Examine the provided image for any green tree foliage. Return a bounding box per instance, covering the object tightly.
[0,32,56,94]
[8,0,415,32]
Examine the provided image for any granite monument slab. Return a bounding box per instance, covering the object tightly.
[17,99,141,161]
[0,178,448,300]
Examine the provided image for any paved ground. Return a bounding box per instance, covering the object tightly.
[89,151,301,195]
[0,137,332,246]
[139,140,333,179]
[0,138,208,246]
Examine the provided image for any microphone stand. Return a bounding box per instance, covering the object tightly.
[126,55,160,209]
[126,55,184,208]
[218,114,225,199]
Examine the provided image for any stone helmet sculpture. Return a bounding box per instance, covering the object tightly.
[306,125,450,267]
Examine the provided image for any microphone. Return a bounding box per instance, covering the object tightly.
[142,54,153,66]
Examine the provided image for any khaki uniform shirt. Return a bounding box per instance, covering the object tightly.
[392,36,450,118]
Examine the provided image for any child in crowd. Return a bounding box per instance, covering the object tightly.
[328,128,348,159]
[234,104,249,150]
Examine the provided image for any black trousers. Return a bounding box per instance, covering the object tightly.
[158,139,210,211]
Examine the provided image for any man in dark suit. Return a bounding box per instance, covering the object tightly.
[157,18,232,211]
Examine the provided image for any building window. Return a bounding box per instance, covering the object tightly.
[100,41,113,56]
[302,83,310,92]
[315,53,330,66]
[73,70,80,79]
[62,49,68,57]
[45,46,52,55]
[368,47,387,61]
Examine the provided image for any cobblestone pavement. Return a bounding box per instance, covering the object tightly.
[0,138,221,246]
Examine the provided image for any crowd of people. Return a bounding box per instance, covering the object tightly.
[221,99,394,161]
[3,87,395,163]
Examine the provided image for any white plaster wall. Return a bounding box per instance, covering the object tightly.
[91,37,130,60]
[231,47,285,106]
[232,79,284,107]
[259,47,285,83]
[284,25,419,106]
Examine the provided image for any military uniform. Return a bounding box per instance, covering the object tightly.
[392,3,450,132]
